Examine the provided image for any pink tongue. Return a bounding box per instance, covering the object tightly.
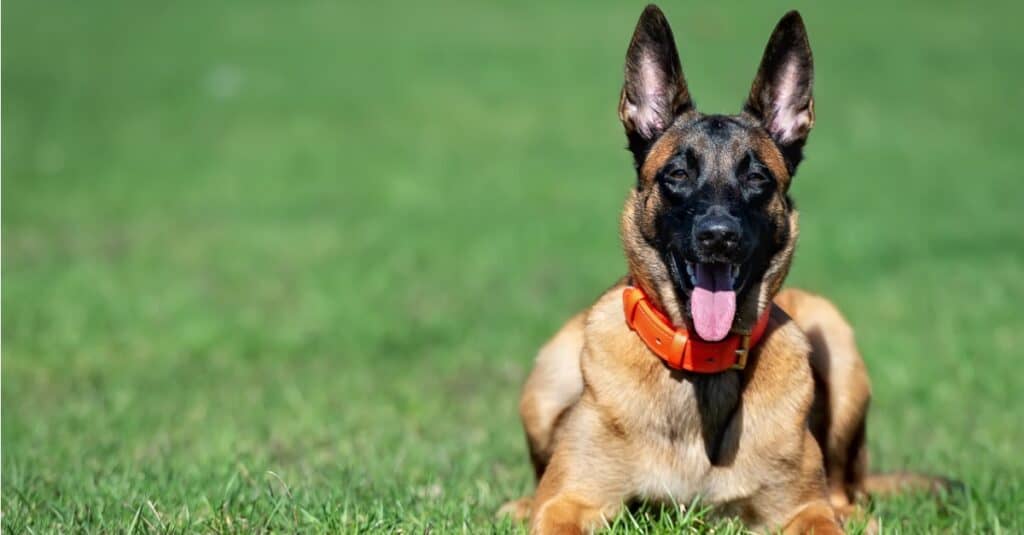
[690,263,736,341]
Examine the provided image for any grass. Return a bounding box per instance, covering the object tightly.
[2,0,1022,532]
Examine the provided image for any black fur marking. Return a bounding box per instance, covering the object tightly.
[699,115,742,142]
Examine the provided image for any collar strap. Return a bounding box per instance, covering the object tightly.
[622,286,772,373]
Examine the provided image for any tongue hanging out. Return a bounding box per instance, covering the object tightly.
[690,263,737,341]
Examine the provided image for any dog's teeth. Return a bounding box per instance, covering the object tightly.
[727,265,739,289]
[685,263,696,285]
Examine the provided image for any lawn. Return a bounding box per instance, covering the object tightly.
[3,0,1022,532]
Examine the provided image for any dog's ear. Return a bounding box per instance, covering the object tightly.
[619,5,693,168]
[745,11,814,173]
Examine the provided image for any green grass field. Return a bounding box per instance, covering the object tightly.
[3,0,1023,532]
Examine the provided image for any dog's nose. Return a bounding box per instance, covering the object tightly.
[694,216,740,255]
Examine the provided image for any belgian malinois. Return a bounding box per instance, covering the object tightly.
[500,5,950,534]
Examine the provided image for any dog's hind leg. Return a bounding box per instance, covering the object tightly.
[498,312,587,520]
[518,312,587,479]
[775,288,958,530]
[860,472,963,497]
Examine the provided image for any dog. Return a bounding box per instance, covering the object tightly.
[499,5,950,534]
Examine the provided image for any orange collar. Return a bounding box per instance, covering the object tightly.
[622,286,772,373]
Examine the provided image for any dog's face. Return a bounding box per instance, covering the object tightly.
[619,6,814,341]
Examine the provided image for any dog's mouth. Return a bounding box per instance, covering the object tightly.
[667,252,749,342]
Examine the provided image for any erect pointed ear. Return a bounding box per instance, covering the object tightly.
[619,5,693,168]
[745,11,815,173]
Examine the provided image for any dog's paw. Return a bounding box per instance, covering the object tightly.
[835,504,879,535]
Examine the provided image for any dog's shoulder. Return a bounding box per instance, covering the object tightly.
[579,281,648,367]
[581,282,629,335]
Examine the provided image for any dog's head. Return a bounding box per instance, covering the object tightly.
[619,6,813,341]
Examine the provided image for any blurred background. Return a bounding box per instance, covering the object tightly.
[3,0,1022,532]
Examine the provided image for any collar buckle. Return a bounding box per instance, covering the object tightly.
[731,335,752,370]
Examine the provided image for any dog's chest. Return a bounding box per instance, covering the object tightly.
[633,434,714,504]
[629,372,744,504]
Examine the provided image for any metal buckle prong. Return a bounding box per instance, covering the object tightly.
[732,335,752,370]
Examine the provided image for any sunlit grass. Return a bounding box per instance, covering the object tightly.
[3,0,1022,531]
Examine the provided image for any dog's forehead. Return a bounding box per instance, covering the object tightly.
[641,114,790,182]
[682,117,751,168]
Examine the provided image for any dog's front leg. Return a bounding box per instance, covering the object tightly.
[768,432,845,534]
[529,456,626,535]
[528,415,629,534]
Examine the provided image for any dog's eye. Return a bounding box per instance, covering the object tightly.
[667,168,689,180]
[744,171,768,184]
